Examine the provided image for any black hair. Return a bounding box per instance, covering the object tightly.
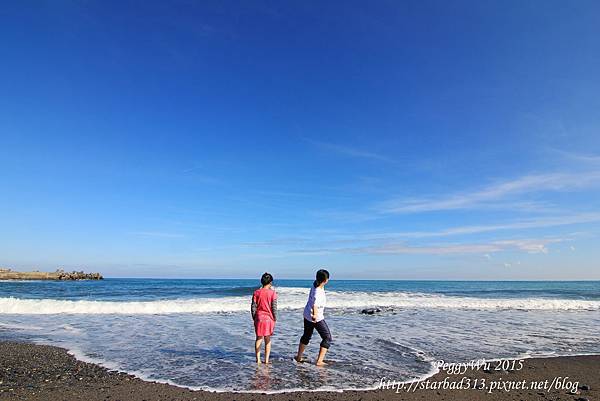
[261,272,273,286]
[313,269,330,287]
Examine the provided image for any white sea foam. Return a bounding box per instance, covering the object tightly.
[59,324,84,335]
[0,322,44,330]
[1,287,598,314]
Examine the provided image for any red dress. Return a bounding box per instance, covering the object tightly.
[252,287,277,336]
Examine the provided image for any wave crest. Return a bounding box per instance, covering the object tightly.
[1,287,599,315]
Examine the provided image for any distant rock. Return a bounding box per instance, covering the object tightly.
[361,308,381,315]
[56,270,103,280]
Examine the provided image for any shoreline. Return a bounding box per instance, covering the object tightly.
[63,347,600,394]
[1,340,598,400]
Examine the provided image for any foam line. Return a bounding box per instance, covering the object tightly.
[1,287,598,314]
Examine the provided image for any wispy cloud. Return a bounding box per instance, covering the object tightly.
[493,238,564,254]
[243,213,599,252]
[182,166,204,174]
[253,189,352,201]
[378,172,600,213]
[304,138,395,163]
[181,165,222,185]
[310,209,379,223]
[290,237,565,256]
[363,212,600,239]
[552,150,600,165]
[351,242,503,255]
[241,237,312,248]
[129,231,185,238]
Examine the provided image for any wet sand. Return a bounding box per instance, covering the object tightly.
[0,341,597,400]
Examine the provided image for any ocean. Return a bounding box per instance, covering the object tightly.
[0,279,599,392]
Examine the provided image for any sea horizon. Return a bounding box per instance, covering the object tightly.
[75,277,600,282]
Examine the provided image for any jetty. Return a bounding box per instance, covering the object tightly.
[0,268,103,281]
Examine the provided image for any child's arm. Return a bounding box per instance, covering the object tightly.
[311,304,318,322]
[271,298,278,321]
[251,295,257,319]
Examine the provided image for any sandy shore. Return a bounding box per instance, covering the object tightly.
[0,341,597,401]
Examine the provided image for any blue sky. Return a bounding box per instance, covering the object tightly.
[1,1,599,279]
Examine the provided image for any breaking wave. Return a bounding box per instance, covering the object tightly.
[1,287,598,314]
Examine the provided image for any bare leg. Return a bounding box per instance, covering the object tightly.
[316,346,328,366]
[295,342,306,362]
[255,336,263,364]
[264,336,271,364]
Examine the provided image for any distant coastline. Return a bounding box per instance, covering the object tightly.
[0,268,103,281]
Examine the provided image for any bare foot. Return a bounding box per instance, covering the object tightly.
[256,359,262,364]
[315,360,327,366]
[294,355,304,363]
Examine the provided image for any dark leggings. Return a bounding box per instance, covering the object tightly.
[300,318,332,349]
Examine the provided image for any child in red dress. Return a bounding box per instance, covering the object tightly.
[250,272,278,364]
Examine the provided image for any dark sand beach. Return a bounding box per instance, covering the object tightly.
[0,341,597,401]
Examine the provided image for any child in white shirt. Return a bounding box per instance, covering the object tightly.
[295,269,332,366]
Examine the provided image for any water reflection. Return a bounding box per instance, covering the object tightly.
[251,364,273,391]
